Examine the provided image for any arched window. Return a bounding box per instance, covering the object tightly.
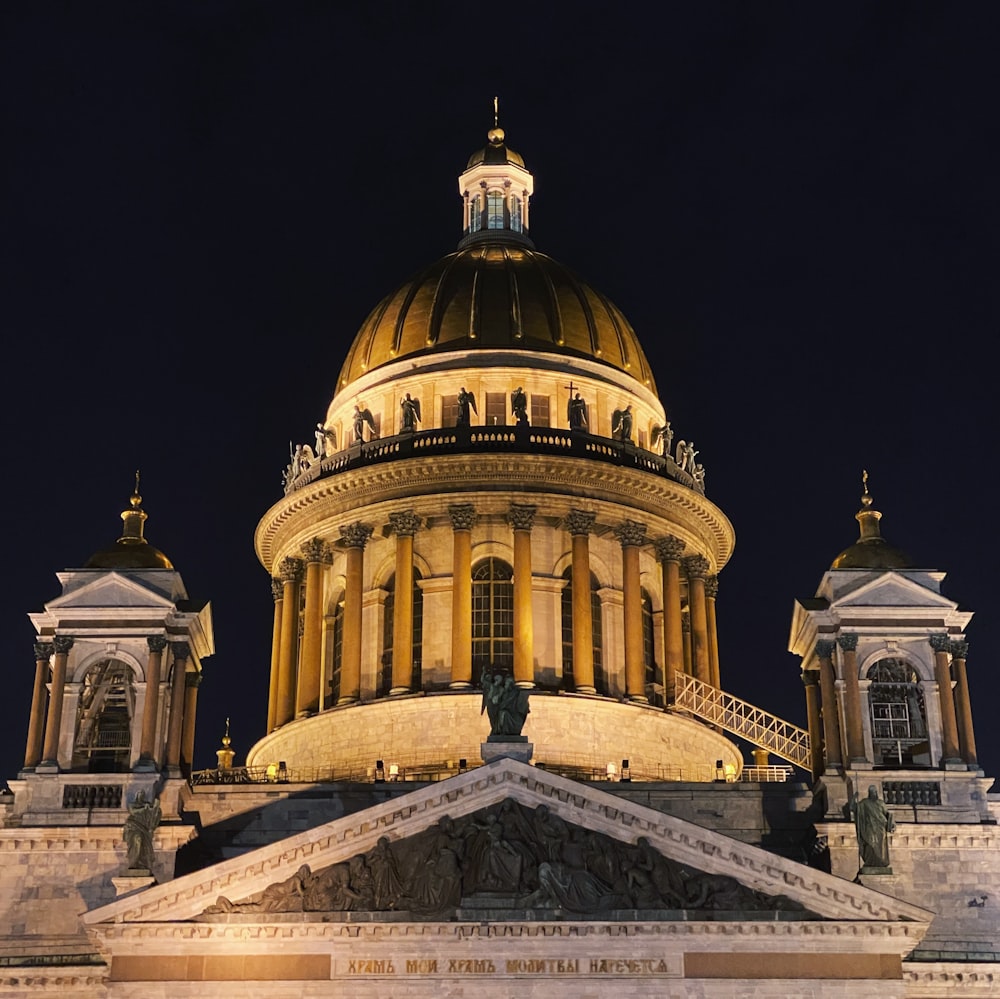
[74,659,135,773]
[560,568,604,693]
[487,190,505,229]
[867,658,929,766]
[641,587,659,701]
[327,599,344,709]
[469,194,482,232]
[380,570,424,696]
[510,194,523,232]
[472,557,513,681]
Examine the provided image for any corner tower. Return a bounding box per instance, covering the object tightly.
[250,122,739,783]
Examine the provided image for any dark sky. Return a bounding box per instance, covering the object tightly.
[3,3,999,781]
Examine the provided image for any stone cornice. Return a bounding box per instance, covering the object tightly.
[256,455,734,574]
[85,760,931,927]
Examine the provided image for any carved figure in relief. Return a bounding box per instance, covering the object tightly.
[456,387,478,427]
[367,836,403,909]
[567,392,588,430]
[399,393,421,433]
[852,785,896,869]
[511,386,528,425]
[123,790,161,871]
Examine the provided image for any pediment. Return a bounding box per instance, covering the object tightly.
[85,758,932,927]
[46,572,178,612]
[830,571,956,611]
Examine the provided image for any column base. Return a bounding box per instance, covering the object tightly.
[448,681,473,690]
[336,695,359,706]
[943,759,967,770]
[515,680,535,689]
[574,685,596,694]
[389,686,412,696]
[627,694,649,704]
[133,758,159,773]
[35,761,59,774]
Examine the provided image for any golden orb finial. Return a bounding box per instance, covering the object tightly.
[488,95,505,144]
[860,469,873,508]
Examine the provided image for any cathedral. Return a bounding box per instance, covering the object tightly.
[2,121,997,998]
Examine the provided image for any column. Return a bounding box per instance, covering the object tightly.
[165,642,190,770]
[388,511,423,694]
[509,503,537,686]
[297,539,331,717]
[23,642,53,770]
[837,634,866,764]
[138,635,167,766]
[41,635,73,767]
[950,640,977,767]
[802,670,823,782]
[654,536,685,703]
[181,667,200,773]
[564,509,597,693]
[704,574,721,688]
[339,522,373,704]
[275,556,304,726]
[684,555,711,684]
[449,504,476,688]
[615,520,648,702]
[815,639,843,770]
[267,578,282,734]
[930,634,961,764]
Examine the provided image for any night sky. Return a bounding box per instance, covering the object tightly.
[3,4,998,782]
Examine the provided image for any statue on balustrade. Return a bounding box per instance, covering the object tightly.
[399,393,421,433]
[851,785,895,870]
[651,421,673,456]
[481,669,530,737]
[123,790,161,871]
[353,405,377,443]
[511,386,528,426]
[567,392,588,430]
[456,387,478,427]
[612,404,634,443]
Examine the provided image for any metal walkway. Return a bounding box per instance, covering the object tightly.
[674,673,811,771]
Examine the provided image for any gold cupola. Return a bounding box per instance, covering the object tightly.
[830,472,911,570]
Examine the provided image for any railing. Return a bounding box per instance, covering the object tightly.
[673,673,812,772]
[285,426,704,497]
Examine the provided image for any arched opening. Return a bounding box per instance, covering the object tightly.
[74,659,135,772]
[327,599,344,708]
[486,190,505,229]
[472,557,513,683]
[560,568,605,693]
[510,193,523,232]
[641,587,661,704]
[469,193,482,232]
[867,658,929,767]
[380,569,424,696]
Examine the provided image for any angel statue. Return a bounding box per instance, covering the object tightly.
[651,421,673,456]
[675,440,699,474]
[457,387,478,427]
[399,393,421,433]
[480,668,530,738]
[353,405,377,444]
[314,423,336,459]
[567,392,588,430]
[511,386,528,425]
[612,404,634,443]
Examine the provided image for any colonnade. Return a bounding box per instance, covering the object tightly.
[266,505,723,732]
[23,636,196,773]
[805,634,978,781]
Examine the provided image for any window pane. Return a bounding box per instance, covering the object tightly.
[530,395,550,427]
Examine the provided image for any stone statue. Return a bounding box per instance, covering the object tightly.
[353,405,377,443]
[676,439,698,474]
[510,386,528,426]
[851,785,895,870]
[399,393,421,433]
[315,423,335,459]
[481,670,530,737]
[612,405,633,443]
[567,392,588,430]
[651,422,673,456]
[692,463,706,489]
[456,387,478,427]
[123,790,161,871]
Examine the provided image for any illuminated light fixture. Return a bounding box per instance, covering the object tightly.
[714,759,725,783]
[266,762,278,783]
[277,761,288,784]
[724,763,737,783]
[621,758,631,782]
[375,759,385,782]
[606,762,618,781]
[458,758,468,773]
[388,763,400,781]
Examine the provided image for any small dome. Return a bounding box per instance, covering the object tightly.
[85,487,174,570]
[335,246,656,395]
[830,475,911,570]
[466,127,526,169]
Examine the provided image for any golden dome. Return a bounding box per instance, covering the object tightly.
[85,486,174,570]
[466,127,526,168]
[335,245,657,395]
[830,475,911,570]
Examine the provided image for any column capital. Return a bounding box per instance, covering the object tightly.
[507,503,537,532]
[185,671,202,689]
[837,633,859,652]
[278,555,305,583]
[683,554,710,578]
[703,575,719,599]
[172,642,191,664]
[448,503,477,532]
[147,636,168,654]
[815,639,836,659]
[271,578,283,602]
[33,641,54,661]
[950,640,969,660]
[388,510,423,537]
[929,633,952,654]
[563,508,596,536]
[654,535,685,562]
[53,635,74,655]
[300,537,332,563]
[340,522,374,550]
[614,519,647,549]
[801,669,820,686]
